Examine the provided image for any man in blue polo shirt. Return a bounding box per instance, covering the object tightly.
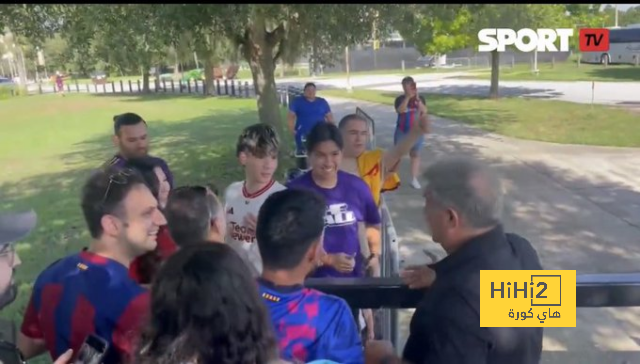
[287,82,334,156]
[104,113,174,188]
[18,166,166,364]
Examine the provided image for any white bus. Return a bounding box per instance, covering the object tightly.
[582,26,640,65]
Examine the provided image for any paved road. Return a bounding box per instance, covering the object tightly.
[327,96,640,363]
[282,72,640,107]
[28,71,640,109]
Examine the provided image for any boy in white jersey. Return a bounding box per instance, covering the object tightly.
[224,123,286,276]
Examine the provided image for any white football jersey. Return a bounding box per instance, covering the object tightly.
[224,179,286,275]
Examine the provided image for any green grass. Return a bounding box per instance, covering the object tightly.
[0,93,291,342]
[320,89,640,148]
[460,60,640,82]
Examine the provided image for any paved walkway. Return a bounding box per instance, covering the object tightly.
[282,72,640,107]
[327,96,640,363]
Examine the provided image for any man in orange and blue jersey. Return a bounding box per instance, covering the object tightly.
[256,189,363,364]
[394,76,429,190]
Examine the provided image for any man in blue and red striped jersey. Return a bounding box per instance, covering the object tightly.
[256,188,363,364]
[394,76,429,190]
[17,166,166,364]
[104,113,174,189]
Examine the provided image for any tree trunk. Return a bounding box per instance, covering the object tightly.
[142,65,150,93]
[203,56,215,96]
[248,50,282,133]
[242,19,285,138]
[489,50,500,99]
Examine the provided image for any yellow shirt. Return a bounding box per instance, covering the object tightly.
[357,149,401,206]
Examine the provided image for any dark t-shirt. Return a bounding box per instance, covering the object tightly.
[403,226,544,364]
[394,95,426,133]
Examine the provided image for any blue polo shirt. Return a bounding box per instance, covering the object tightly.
[290,96,331,150]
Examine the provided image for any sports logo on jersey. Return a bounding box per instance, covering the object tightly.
[262,292,281,302]
[324,203,356,227]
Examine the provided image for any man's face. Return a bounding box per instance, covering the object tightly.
[423,189,457,248]
[341,118,369,158]
[208,191,227,240]
[0,243,21,309]
[304,86,316,100]
[240,150,279,185]
[114,122,149,159]
[113,184,167,257]
[309,141,342,180]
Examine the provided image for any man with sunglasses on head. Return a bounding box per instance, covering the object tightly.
[104,113,174,189]
[17,167,166,364]
[164,185,227,248]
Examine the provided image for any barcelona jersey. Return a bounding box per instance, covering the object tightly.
[394,95,426,133]
[21,251,150,364]
[258,279,363,364]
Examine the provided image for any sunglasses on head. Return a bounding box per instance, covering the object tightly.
[102,168,135,205]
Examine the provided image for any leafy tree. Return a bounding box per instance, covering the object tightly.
[395,5,473,58]
[211,4,400,133]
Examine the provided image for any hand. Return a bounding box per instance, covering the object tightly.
[365,340,397,364]
[53,349,73,364]
[366,255,381,277]
[243,213,257,231]
[329,253,356,273]
[400,265,436,289]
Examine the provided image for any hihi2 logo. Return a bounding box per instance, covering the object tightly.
[579,28,610,52]
[479,270,576,327]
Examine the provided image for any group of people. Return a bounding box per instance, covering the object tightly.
[0,75,546,364]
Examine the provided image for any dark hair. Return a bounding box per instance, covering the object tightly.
[401,76,415,86]
[165,186,220,247]
[135,243,278,364]
[338,113,366,130]
[303,82,316,91]
[81,166,148,239]
[236,123,280,158]
[305,121,343,154]
[122,157,162,199]
[257,189,326,270]
[114,112,147,135]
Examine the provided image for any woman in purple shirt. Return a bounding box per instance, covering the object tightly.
[287,122,382,278]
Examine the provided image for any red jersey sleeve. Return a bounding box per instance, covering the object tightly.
[111,291,150,360]
[20,292,44,339]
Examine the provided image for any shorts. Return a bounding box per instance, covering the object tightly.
[394,128,425,154]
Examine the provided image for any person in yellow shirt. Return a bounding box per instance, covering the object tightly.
[338,107,430,207]
[338,107,429,343]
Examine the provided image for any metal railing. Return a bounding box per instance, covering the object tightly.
[306,273,640,308]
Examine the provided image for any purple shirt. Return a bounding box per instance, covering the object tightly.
[286,171,381,278]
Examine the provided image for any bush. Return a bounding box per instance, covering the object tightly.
[0,86,16,100]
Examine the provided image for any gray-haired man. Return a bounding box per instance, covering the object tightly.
[372,156,544,364]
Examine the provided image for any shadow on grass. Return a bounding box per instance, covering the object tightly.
[342,100,640,354]
[587,66,640,82]
[0,106,271,324]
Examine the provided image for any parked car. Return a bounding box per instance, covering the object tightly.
[0,77,15,87]
[90,71,108,85]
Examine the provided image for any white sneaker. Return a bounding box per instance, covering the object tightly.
[411,178,421,189]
